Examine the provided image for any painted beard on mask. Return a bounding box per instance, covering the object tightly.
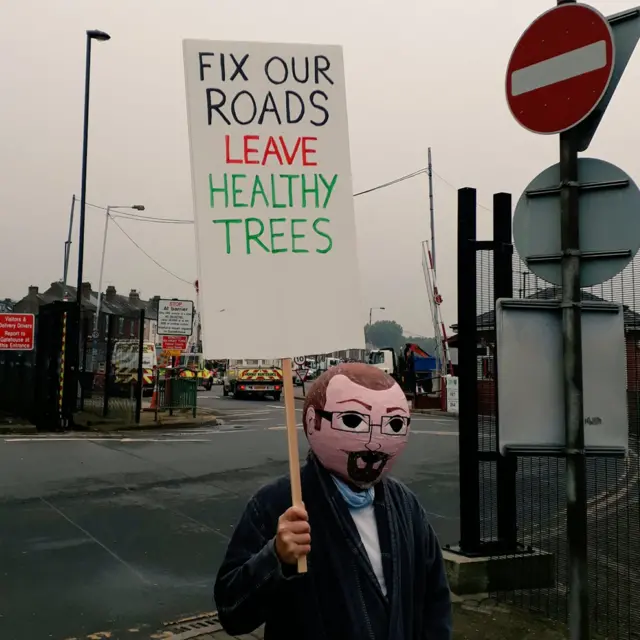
[346,450,391,485]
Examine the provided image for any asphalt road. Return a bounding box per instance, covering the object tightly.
[0,389,460,640]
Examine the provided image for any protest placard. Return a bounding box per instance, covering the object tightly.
[183,40,364,360]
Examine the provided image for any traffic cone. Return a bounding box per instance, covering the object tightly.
[148,389,158,411]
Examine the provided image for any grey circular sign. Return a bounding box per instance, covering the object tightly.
[513,158,640,287]
[293,356,306,365]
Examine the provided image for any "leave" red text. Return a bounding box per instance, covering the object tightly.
[225,135,318,166]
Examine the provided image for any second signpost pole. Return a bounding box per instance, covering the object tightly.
[282,357,308,574]
[560,122,590,640]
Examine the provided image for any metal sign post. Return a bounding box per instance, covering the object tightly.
[504,3,640,637]
[559,125,589,640]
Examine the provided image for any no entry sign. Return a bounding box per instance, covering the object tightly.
[506,3,615,135]
[0,313,35,350]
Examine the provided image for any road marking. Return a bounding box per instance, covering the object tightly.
[511,40,607,96]
[4,437,213,443]
[3,431,258,443]
[5,437,108,442]
[412,430,458,436]
[268,425,303,430]
[217,410,272,416]
[118,438,212,442]
[40,496,151,585]
[266,405,301,411]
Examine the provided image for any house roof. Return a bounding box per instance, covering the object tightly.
[15,282,161,319]
[450,286,640,334]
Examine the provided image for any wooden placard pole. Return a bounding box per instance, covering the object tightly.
[282,357,307,574]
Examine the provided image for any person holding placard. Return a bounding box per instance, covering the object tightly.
[214,363,452,639]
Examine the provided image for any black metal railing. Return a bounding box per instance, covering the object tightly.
[457,185,640,638]
[500,255,640,639]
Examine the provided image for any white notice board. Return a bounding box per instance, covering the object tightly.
[496,299,628,456]
[158,299,194,336]
[183,40,364,359]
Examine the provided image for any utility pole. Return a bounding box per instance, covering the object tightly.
[90,204,145,370]
[428,147,436,273]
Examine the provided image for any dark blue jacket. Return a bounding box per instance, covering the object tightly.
[214,454,452,639]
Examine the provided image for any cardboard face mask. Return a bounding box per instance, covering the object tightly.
[303,363,410,489]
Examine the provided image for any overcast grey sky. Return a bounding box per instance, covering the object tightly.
[1,0,637,339]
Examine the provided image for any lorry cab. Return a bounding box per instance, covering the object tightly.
[368,348,397,376]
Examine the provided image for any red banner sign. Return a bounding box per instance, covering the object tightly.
[0,313,35,350]
[161,335,188,351]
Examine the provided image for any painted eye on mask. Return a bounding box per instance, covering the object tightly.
[381,415,410,436]
[335,411,370,433]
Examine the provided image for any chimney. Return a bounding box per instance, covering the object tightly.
[106,285,117,301]
[28,286,38,296]
[81,282,92,299]
[129,289,140,302]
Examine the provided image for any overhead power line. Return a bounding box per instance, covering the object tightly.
[431,170,492,212]
[108,215,194,285]
[85,201,192,224]
[353,168,427,197]
[86,165,484,224]
[82,164,483,284]
[111,210,192,224]
[353,167,492,212]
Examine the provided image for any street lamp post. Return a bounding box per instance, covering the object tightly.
[90,205,145,368]
[76,29,111,306]
[74,28,110,410]
[369,306,385,326]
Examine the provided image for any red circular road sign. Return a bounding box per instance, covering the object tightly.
[506,3,615,135]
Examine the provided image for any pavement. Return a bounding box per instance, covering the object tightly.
[142,597,574,640]
[0,388,460,640]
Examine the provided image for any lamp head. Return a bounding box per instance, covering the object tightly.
[87,30,111,42]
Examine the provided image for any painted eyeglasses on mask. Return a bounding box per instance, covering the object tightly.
[316,409,410,436]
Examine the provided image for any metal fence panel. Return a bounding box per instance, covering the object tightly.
[457,188,640,638]
[0,350,37,421]
[79,314,140,422]
[487,253,640,639]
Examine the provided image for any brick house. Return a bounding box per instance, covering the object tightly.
[449,287,640,415]
[13,282,159,341]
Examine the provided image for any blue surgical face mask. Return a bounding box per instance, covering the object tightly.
[332,475,374,509]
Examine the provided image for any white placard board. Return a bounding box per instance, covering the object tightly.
[183,40,364,359]
[496,299,628,456]
[157,299,194,336]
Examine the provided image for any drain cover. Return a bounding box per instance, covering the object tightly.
[162,612,222,638]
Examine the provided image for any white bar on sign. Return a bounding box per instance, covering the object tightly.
[511,40,607,96]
